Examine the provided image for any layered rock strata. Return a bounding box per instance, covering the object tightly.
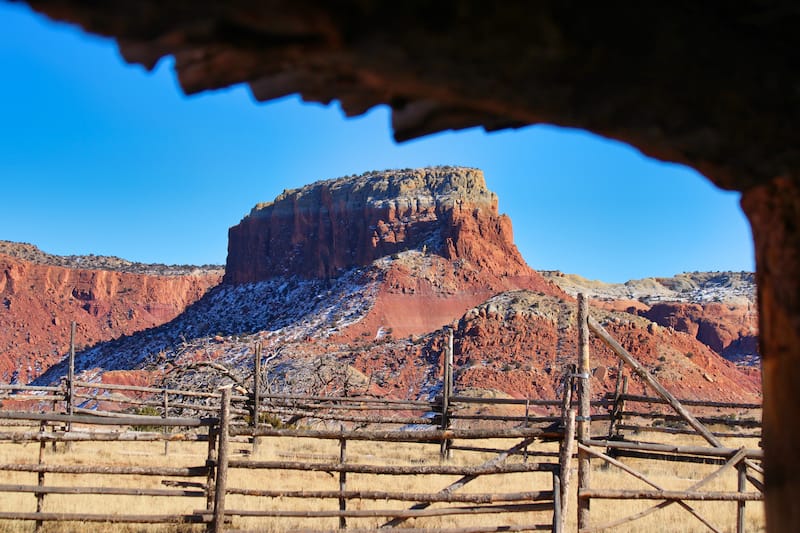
[225,167,532,282]
[0,248,222,383]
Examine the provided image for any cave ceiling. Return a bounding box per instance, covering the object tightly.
[17,1,800,190]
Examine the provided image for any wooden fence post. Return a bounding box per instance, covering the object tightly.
[737,462,747,533]
[50,398,58,452]
[212,386,231,533]
[252,342,261,454]
[67,321,75,417]
[558,364,576,530]
[205,423,218,533]
[577,293,591,530]
[65,321,76,451]
[606,364,628,460]
[440,328,453,461]
[552,472,562,533]
[559,409,576,533]
[35,419,46,533]
[162,389,169,456]
[523,398,530,462]
[339,425,347,530]
[561,366,575,418]
[606,360,625,440]
[616,376,628,439]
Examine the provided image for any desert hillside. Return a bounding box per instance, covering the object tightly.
[27,167,760,406]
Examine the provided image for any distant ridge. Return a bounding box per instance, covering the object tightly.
[0,240,223,277]
[541,270,755,305]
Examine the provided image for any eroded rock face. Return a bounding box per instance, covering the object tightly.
[0,250,222,383]
[543,270,760,362]
[643,302,758,359]
[225,167,531,282]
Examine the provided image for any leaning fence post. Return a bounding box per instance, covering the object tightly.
[577,293,591,530]
[212,386,231,533]
[440,327,454,461]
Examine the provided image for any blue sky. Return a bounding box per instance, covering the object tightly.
[0,3,754,283]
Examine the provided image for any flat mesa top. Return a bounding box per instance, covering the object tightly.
[248,167,496,219]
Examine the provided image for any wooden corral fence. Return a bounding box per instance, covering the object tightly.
[0,393,570,532]
[573,294,764,533]
[0,299,763,532]
[0,328,576,532]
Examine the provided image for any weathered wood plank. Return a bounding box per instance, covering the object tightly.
[0,385,62,392]
[615,423,760,439]
[227,459,558,475]
[0,410,213,427]
[0,483,205,497]
[584,439,762,458]
[206,502,554,518]
[0,511,207,523]
[233,525,551,533]
[617,411,761,428]
[224,487,554,503]
[0,463,209,477]
[237,427,559,441]
[588,317,723,447]
[0,430,206,442]
[579,488,762,501]
[618,393,761,410]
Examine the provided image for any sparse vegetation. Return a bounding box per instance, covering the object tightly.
[131,406,162,431]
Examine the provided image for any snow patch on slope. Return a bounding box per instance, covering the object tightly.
[33,266,383,385]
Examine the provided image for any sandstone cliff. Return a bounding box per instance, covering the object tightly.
[225,167,532,282]
[0,245,222,383]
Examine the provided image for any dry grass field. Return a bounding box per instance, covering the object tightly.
[0,425,763,533]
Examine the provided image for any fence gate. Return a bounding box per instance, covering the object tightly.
[572,294,764,533]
